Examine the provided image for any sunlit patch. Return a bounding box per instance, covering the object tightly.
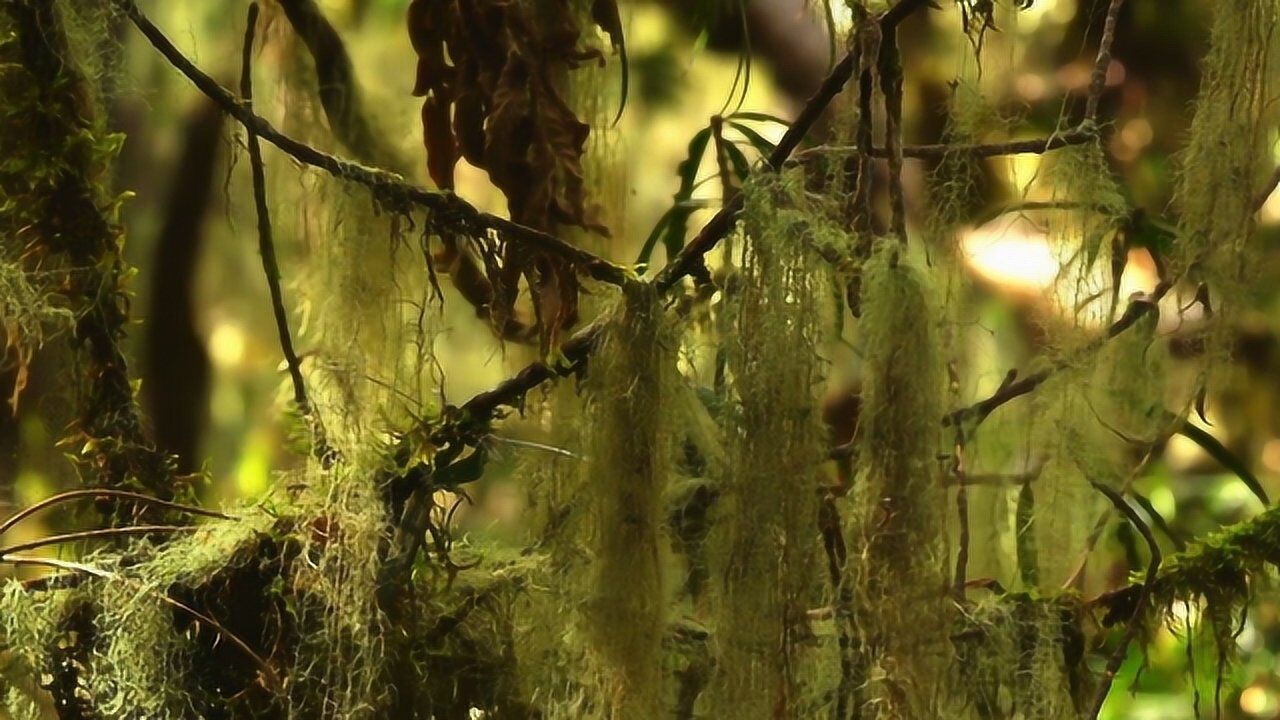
[1261,438,1280,473]
[1240,684,1277,718]
[234,431,272,497]
[961,214,1162,328]
[208,321,247,369]
[961,219,1061,292]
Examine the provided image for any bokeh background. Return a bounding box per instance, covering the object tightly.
[4,1,1280,717]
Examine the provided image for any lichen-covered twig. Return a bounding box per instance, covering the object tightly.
[240,3,336,467]
[805,124,1096,159]
[0,525,196,557]
[115,0,629,288]
[947,283,1171,430]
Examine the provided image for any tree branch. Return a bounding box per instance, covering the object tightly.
[0,489,230,537]
[115,0,628,288]
[798,124,1096,159]
[946,283,1170,429]
[1085,0,1128,122]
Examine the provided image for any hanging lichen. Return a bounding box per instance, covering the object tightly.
[580,281,675,719]
[284,462,389,719]
[1173,0,1277,290]
[1042,140,1129,331]
[850,238,948,718]
[708,171,826,717]
[925,78,1001,259]
[949,594,1084,720]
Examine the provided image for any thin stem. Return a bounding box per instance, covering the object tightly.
[0,489,230,536]
[0,525,196,557]
[114,0,627,288]
[801,125,1096,159]
[951,429,971,595]
[241,3,336,467]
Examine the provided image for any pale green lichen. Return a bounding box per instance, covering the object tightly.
[950,594,1083,720]
[709,171,826,717]
[851,238,949,718]
[0,580,60,720]
[581,281,675,719]
[284,463,389,719]
[87,511,275,717]
[1172,0,1277,289]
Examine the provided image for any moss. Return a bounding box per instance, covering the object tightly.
[84,511,275,717]
[0,257,74,410]
[1147,504,1280,657]
[708,171,826,717]
[581,281,675,718]
[0,0,173,498]
[0,581,60,719]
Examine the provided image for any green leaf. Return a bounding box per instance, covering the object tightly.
[726,111,790,125]
[658,127,713,262]
[636,207,675,266]
[1177,422,1270,506]
[726,120,777,159]
[720,136,753,186]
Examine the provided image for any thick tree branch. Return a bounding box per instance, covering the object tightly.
[115,0,628,288]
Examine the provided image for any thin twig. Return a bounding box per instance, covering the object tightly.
[861,125,1096,159]
[0,489,230,536]
[114,0,628,288]
[241,3,336,467]
[1086,481,1161,720]
[0,525,196,557]
[946,283,1169,429]
[879,21,907,241]
[951,428,970,595]
[1085,0,1128,121]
